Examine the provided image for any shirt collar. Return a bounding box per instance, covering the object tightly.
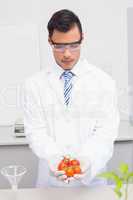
[54,59,82,80]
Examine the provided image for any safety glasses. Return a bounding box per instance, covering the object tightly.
[50,38,82,52]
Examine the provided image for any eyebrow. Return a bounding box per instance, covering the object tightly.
[51,38,82,45]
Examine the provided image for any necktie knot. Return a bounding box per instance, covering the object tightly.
[62,71,73,83]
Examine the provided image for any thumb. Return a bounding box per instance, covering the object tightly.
[73,173,86,180]
[54,170,66,176]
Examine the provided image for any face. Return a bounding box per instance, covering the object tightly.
[49,25,83,70]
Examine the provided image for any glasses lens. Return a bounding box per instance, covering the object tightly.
[69,43,80,51]
[53,43,80,52]
[54,44,64,50]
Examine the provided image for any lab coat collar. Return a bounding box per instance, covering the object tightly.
[72,58,94,77]
[46,58,93,78]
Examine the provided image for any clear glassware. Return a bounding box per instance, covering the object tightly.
[1,165,27,190]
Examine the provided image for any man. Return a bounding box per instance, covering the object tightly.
[21,9,120,187]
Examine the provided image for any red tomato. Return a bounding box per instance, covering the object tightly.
[73,166,81,174]
[63,157,71,166]
[65,167,74,177]
[58,162,68,171]
[70,159,80,166]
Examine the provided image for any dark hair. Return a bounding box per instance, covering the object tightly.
[47,9,82,39]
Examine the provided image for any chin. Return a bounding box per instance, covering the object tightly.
[62,65,73,70]
[61,62,75,70]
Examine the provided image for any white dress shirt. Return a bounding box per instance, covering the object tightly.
[21,58,120,187]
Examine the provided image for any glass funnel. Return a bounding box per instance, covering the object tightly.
[1,165,27,190]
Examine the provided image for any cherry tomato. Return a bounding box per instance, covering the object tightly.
[65,167,74,177]
[70,159,80,166]
[58,162,68,171]
[73,166,81,174]
[63,157,71,166]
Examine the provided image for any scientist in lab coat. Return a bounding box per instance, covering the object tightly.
[21,9,120,187]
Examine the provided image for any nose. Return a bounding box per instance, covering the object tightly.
[63,48,71,58]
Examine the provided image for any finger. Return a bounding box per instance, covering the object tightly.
[63,176,77,184]
[73,173,86,180]
[67,177,75,182]
[58,174,67,181]
[54,170,65,176]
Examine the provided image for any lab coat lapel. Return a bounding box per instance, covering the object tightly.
[71,59,94,106]
[46,70,75,121]
[46,71,64,106]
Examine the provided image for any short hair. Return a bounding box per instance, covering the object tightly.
[47,9,82,39]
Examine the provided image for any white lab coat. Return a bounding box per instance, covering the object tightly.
[21,59,120,187]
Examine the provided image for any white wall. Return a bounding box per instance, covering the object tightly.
[0,0,129,124]
[0,25,40,125]
[127,7,133,123]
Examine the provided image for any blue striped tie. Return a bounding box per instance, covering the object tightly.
[62,71,74,106]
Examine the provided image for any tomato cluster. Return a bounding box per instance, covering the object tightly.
[57,156,82,177]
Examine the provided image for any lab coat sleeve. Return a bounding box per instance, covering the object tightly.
[80,80,120,185]
[21,79,63,160]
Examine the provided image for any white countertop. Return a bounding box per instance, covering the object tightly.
[0,120,133,146]
[1,185,133,200]
[0,186,117,200]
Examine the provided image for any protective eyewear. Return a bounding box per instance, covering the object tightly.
[50,39,82,52]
